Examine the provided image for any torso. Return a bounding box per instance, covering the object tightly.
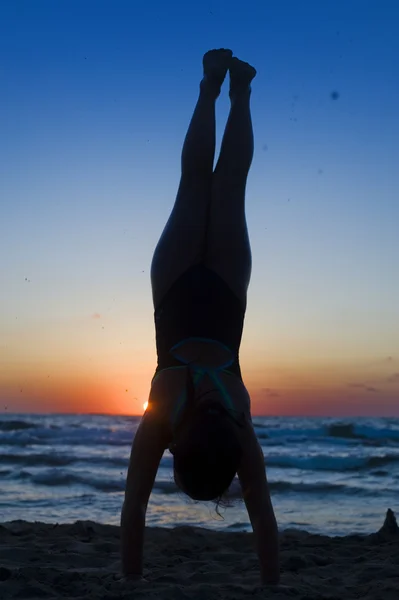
[151,264,249,443]
[154,264,245,377]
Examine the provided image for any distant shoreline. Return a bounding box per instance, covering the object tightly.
[3,411,399,418]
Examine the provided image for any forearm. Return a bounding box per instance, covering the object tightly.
[254,510,280,585]
[238,427,281,585]
[120,501,146,577]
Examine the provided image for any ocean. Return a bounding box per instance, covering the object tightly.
[1,413,398,536]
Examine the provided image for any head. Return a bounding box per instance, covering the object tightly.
[171,400,243,501]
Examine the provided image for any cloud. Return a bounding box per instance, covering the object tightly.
[387,372,399,383]
[348,382,379,393]
[91,313,101,319]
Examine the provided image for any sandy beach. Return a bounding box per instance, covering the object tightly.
[1,510,398,599]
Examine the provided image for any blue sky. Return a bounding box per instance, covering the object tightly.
[1,0,399,415]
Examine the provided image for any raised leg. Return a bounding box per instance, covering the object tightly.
[151,49,232,309]
[204,58,256,308]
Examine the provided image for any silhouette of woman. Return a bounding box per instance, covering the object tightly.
[121,49,279,585]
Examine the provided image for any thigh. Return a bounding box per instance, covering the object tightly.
[204,178,252,307]
[151,176,211,309]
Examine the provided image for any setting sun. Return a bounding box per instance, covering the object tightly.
[143,401,148,412]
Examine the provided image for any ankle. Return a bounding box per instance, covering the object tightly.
[200,76,222,99]
[229,85,251,102]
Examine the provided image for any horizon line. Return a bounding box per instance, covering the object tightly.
[2,411,399,419]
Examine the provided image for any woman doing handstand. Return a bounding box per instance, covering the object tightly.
[121,49,279,586]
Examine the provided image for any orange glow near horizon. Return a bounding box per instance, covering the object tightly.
[2,354,399,417]
[0,365,152,416]
[2,313,399,416]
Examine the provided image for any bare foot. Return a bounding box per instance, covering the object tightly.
[229,56,257,96]
[202,48,233,91]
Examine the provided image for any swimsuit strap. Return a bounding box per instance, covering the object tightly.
[153,337,245,431]
[171,365,245,431]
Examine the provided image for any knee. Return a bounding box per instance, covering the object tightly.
[212,166,249,187]
[179,171,213,190]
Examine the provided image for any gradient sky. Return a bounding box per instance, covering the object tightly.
[1,0,398,416]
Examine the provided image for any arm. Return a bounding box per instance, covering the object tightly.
[237,422,280,585]
[120,403,169,577]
